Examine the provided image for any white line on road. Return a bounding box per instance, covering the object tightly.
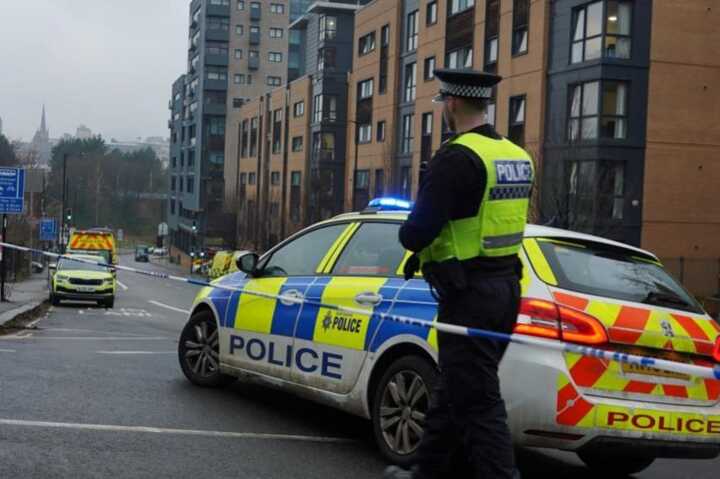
[43,328,150,337]
[0,336,169,341]
[96,351,176,355]
[0,418,355,444]
[148,300,190,314]
[0,349,16,353]
[117,281,128,291]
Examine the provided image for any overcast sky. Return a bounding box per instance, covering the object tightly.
[0,0,188,142]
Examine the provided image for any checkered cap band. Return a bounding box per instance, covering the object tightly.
[489,185,532,200]
[440,81,493,99]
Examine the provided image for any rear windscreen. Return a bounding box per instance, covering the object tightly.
[535,239,704,314]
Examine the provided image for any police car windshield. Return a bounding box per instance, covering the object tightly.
[537,240,704,314]
[57,258,109,273]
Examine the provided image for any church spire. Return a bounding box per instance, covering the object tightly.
[40,104,47,133]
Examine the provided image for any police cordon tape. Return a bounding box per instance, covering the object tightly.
[5,241,720,381]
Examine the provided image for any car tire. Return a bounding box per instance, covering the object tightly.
[104,298,115,308]
[371,355,439,467]
[578,451,655,475]
[178,310,234,388]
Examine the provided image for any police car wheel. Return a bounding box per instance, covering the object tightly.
[179,311,234,387]
[577,451,655,475]
[372,355,438,467]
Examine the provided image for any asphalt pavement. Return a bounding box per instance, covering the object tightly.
[0,254,717,478]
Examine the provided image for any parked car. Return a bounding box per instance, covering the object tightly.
[134,245,150,262]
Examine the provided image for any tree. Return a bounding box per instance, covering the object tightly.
[0,134,17,166]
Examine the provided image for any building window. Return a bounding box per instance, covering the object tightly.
[450,0,474,16]
[421,112,433,164]
[270,3,284,14]
[206,71,227,81]
[187,176,195,193]
[270,27,284,39]
[235,25,244,35]
[171,176,176,191]
[267,76,282,86]
[508,95,526,146]
[319,15,337,40]
[313,94,322,123]
[290,171,302,222]
[248,172,257,185]
[249,49,259,59]
[240,172,247,185]
[446,47,472,68]
[422,112,433,137]
[313,132,335,161]
[234,74,245,84]
[374,169,385,197]
[568,80,627,141]
[318,47,336,70]
[427,1,438,25]
[236,0,244,10]
[567,160,625,228]
[233,98,245,108]
[484,0,499,70]
[377,120,386,142]
[293,101,304,117]
[208,118,225,135]
[401,113,414,154]
[234,48,243,59]
[379,25,390,94]
[406,11,418,51]
[250,117,258,156]
[358,78,374,99]
[358,124,372,144]
[381,24,390,47]
[250,25,260,36]
[572,1,632,64]
[207,17,229,31]
[512,0,529,55]
[424,56,436,81]
[268,51,283,62]
[359,32,376,56]
[206,44,229,56]
[325,96,337,122]
[292,136,303,152]
[271,171,281,185]
[240,119,249,156]
[170,199,176,215]
[400,166,412,199]
[404,62,417,102]
[272,108,282,153]
[486,100,496,127]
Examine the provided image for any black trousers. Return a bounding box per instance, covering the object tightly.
[416,272,521,479]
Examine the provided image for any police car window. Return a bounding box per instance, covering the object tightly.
[332,222,405,276]
[537,240,703,314]
[262,223,347,276]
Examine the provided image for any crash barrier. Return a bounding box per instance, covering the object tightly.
[4,241,719,381]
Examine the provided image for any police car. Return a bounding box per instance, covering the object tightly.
[178,198,720,475]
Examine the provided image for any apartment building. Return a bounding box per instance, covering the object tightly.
[228,1,366,250]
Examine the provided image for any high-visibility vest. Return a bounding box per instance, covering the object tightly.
[418,132,534,265]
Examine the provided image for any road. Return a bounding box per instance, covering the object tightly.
[0,255,717,478]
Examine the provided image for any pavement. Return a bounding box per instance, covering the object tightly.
[0,273,49,327]
[0,255,718,478]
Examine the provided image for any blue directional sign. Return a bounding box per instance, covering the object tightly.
[0,168,25,214]
[40,218,57,241]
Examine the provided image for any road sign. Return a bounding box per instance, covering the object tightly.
[0,168,25,214]
[158,222,168,236]
[39,218,57,241]
[117,229,124,242]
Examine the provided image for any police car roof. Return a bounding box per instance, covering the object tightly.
[330,211,658,260]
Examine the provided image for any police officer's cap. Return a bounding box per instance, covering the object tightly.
[433,68,502,102]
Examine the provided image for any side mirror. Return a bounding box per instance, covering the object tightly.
[235,251,259,274]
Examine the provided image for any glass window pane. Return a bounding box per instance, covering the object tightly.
[606,1,632,35]
[602,82,626,115]
[568,119,580,141]
[581,117,598,139]
[573,9,585,41]
[332,223,406,276]
[263,223,348,276]
[570,85,582,117]
[571,42,583,64]
[586,1,603,37]
[600,117,626,139]
[606,36,631,58]
[584,37,602,60]
[582,81,599,115]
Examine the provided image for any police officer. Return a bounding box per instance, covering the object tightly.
[384,68,533,479]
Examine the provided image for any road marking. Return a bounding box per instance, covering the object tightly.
[0,336,169,341]
[148,300,190,314]
[0,418,355,444]
[0,349,16,353]
[43,328,149,336]
[96,351,176,355]
[117,281,128,291]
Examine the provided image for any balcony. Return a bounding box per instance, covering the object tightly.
[206,4,230,17]
[249,31,260,45]
[204,53,229,67]
[250,4,261,21]
[204,78,228,91]
[205,28,228,42]
[204,103,226,116]
[248,56,259,70]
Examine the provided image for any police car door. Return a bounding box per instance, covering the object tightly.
[221,223,352,381]
[292,221,406,394]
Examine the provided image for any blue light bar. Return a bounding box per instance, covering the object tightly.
[367,197,414,211]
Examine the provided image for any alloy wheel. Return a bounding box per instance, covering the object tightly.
[183,319,220,379]
[379,369,430,455]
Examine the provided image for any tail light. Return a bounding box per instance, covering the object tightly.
[713,337,720,363]
[515,298,608,345]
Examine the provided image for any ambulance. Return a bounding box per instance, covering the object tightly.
[66,229,118,265]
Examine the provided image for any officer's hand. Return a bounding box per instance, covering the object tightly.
[403,253,420,281]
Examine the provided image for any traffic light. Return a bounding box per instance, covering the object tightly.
[65,208,72,222]
[191,220,197,234]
